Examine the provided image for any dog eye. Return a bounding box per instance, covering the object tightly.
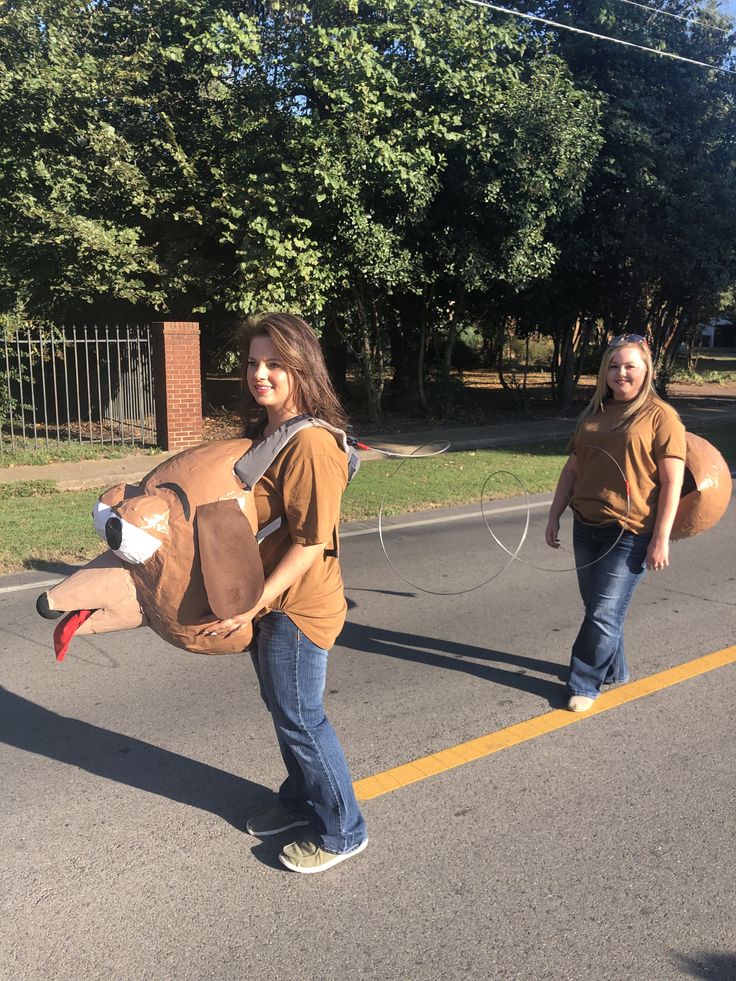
[108,517,163,564]
[92,483,129,539]
[92,500,114,540]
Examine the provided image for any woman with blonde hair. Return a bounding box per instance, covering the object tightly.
[205,312,367,873]
[545,334,686,712]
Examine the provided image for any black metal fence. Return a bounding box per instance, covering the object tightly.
[1,324,157,454]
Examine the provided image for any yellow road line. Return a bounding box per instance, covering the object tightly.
[354,645,736,802]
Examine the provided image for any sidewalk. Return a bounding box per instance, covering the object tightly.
[1,392,734,490]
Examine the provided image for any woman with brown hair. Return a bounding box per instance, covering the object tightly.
[204,312,368,873]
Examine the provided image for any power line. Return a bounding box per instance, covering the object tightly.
[612,0,731,35]
[464,0,736,75]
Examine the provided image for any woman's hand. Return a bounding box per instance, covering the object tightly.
[545,518,561,548]
[646,537,669,572]
[200,598,264,639]
[545,454,576,549]
[200,542,327,640]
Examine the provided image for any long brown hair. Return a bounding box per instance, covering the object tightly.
[239,313,348,434]
[577,338,665,430]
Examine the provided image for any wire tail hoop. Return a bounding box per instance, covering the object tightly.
[377,443,529,595]
[377,443,630,591]
[482,445,630,574]
[352,439,451,460]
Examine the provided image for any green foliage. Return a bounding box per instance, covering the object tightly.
[515,0,736,404]
[209,348,240,376]
[452,331,484,370]
[670,368,736,386]
[0,3,599,365]
[0,3,164,317]
[1,0,734,419]
[507,337,554,367]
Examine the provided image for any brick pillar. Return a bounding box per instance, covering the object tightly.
[151,321,203,451]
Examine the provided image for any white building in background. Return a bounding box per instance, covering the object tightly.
[699,317,736,348]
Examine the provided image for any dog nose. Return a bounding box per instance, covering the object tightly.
[105,516,123,550]
[36,592,62,619]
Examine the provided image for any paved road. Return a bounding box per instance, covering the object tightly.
[2,492,735,980]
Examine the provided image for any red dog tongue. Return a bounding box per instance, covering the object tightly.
[53,609,93,661]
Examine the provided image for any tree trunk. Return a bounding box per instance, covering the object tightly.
[321,317,348,397]
[496,318,526,411]
[442,289,465,373]
[386,293,424,410]
[656,304,687,397]
[416,309,428,413]
[356,302,382,422]
[551,320,577,410]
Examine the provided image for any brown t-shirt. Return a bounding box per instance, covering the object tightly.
[566,398,686,534]
[252,426,348,650]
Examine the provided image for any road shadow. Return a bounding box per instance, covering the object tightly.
[0,687,270,828]
[248,837,295,873]
[346,589,416,601]
[338,621,567,706]
[674,952,736,980]
[24,559,82,575]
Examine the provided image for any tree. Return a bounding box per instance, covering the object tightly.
[0,1,165,321]
[279,1,601,414]
[520,0,736,403]
[7,0,731,419]
[0,0,601,419]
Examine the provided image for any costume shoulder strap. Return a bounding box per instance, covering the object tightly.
[233,414,360,490]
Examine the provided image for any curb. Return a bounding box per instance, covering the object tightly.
[0,452,176,492]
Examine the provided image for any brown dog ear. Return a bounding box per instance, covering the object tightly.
[196,500,265,619]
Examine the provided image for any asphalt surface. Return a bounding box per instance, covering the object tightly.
[2,393,735,978]
[2,485,735,980]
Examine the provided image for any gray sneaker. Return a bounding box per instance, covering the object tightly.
[246,804,310,837]
[278,835,368,874]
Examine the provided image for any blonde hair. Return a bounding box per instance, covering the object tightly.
[238,313,348,434]
[577,339,666,430]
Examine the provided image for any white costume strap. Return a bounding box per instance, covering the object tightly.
[256,516,282,544]
[233,414,360,490]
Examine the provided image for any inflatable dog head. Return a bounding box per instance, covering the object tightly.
[39,439,265,658]
[38,417,360,661]
[671,432,733,541]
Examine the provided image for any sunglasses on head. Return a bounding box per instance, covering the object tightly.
[608,333,649,349]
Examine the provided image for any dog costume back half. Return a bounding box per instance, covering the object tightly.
[37,416,360,661]
[671,432,732,540]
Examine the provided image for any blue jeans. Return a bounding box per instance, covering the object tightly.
[567,519,650,699]
[250,612,367,854]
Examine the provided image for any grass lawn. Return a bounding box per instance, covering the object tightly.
[341,441,568,521]
[0,482,107,574]
[0,440,572,573]
[3,421,734,576]
[671,368,736,385]
[0,439,161,468]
